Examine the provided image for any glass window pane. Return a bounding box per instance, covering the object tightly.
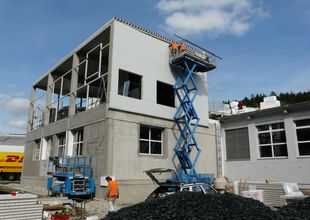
[151,128,162,141]
[273,144,288,157]
[271,123,284,130]
[296,128,310,142]
[140,141,149,154]
[258,133,271,144]
[298,142,310,156]
[260,145,272,157]
[257,125,269,131]
[272,131,286,143]
[140,126,149,139]
[295,119,310,127]
[151,142,162,154]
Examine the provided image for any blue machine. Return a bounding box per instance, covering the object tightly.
[47,156,95,197]
[170,42,218,184]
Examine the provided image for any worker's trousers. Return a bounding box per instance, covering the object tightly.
[108,196,117,212]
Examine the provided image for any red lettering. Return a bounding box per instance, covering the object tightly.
[5,155,20,162]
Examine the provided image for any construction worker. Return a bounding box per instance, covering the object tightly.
[169,41,178,56]
[105,176,119,213]
[179,40,186,52]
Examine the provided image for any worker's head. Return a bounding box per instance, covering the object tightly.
[106,176,112,182]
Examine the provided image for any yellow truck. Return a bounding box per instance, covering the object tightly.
[0,144,24,180]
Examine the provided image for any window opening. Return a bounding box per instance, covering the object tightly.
[33,139,41,160]
[118,69,142,99]
[157,81,175,107]
[58,134,66,157]
[73,129,83,156]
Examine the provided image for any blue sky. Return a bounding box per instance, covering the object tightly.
[0,0,309,133]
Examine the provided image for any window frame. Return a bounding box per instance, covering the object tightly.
[256,122,288,159]
[294,118,310,157]
[73,129,84,156]
[57,134,67,157]
[139,125,163,156]
[33,139,41,161]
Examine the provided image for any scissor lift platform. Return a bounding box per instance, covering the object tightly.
[171,51,216,73]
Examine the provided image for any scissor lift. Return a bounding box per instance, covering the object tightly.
[47,156,95,198]
[170,44,217,184]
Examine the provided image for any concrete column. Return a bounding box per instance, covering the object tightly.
[44,73,54,126]
[27,86,36,132]
[69,54,79,117]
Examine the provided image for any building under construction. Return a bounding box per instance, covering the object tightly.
[22,18,218,203]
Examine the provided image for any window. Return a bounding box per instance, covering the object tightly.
[118,69,142,99]
[257,122,288,158]
[225,128,250,160]
[295,119,310,156]
[33,139,41,160]
[157,81,175,107]
[58,134,66,157]
[43,137,52,160]
[139,126,163,155]
[73,129,83,156]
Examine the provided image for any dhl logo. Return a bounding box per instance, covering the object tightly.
[5,155,23,163]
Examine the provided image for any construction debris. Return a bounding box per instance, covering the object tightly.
[0,193,43,220]
[104,192,277,220]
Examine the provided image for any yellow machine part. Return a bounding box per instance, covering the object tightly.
[0,152,23,173]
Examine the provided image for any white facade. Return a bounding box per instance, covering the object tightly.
[109,21,210,126]
[220,102,310,183]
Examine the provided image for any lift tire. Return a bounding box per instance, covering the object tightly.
[7,174,15,181]
[59,189,65,198]
[48,189,53,197]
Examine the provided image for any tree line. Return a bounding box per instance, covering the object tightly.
[224,91,310,108]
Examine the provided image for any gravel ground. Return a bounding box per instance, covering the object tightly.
[277,197,310,220]
[1,183,130,219]
[105,192,277,220]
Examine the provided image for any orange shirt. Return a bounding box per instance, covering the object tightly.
[108,181,119,197]
[179,42,186,51]
[171,42,178,49]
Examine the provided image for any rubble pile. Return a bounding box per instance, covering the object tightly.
[277,197,310,220]
[105,192,277,220]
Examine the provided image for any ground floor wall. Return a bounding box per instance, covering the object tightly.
[221,113,310,184]
[224,159,310,183]
[22,108,218,203]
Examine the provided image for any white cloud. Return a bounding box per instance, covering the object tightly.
[7,120,27,129]
[156,0,268,37]
[0,93,11,105]
[6,98,29,116]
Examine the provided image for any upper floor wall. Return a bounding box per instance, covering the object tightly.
[28,18,211,133]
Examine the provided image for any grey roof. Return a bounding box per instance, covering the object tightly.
[220,101,310,124]
[0,134,25,145]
